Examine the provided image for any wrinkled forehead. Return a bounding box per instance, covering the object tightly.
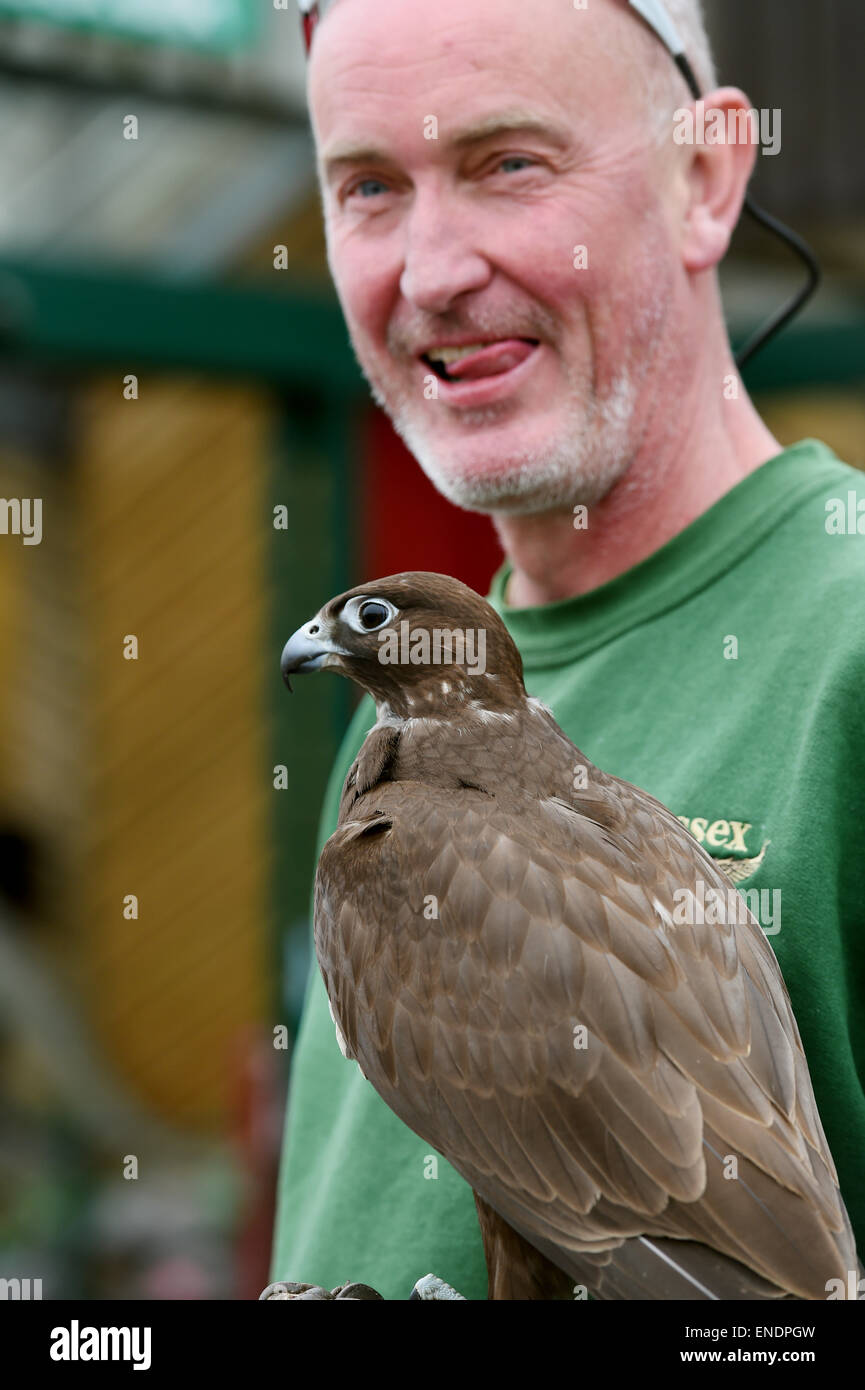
[305,0,661,159]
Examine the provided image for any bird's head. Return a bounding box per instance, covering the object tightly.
[281,572,525,719]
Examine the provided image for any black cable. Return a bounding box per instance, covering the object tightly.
[673,52,821,369]
[733,198,821,368]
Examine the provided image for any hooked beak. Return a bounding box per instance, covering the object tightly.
[281,617,347,692]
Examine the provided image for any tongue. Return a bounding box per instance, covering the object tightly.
[446,339,536,380]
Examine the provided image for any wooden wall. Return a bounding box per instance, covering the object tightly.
[75,374,272,1127]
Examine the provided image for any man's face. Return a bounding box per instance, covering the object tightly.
[309,0,685,515]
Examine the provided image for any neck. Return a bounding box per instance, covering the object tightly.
[368,687,568,799]
[494,342,781,608]
[372,672,522,725]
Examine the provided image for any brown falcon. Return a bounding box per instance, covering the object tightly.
[281,571,860,1300]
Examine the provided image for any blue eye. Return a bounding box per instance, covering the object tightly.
[350,178,389,199]
[498,156,536,174]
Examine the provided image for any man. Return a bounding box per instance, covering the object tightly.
[271,0,865,1299]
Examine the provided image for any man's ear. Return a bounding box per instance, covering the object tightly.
[676,87,760,273]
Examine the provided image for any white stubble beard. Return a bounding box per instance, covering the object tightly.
[360,352,641,517]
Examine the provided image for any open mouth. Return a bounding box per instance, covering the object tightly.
[422,338,540,383]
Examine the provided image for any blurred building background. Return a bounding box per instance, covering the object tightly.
[0,0,861,1300]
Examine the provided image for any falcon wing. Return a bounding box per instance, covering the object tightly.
[314,780,856,1300]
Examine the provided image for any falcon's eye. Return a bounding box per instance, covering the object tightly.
[342,595,398,634]
[359,601,391,630]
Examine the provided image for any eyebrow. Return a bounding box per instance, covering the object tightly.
[320,109,573,182]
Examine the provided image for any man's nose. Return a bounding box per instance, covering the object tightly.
[398,189,492,313]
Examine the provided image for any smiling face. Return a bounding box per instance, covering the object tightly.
[308,0,691,515]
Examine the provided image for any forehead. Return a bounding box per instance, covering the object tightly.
[308,0,628,142]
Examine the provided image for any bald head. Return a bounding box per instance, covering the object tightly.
[310,0,717,140]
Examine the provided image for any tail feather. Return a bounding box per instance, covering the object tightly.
[565,1235,798,1300]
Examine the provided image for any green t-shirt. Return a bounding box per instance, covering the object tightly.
[271,439,865,1300]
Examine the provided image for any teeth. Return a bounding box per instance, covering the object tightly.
[430,343,489,365]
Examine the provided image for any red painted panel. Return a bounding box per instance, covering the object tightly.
[358,407,503,596]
